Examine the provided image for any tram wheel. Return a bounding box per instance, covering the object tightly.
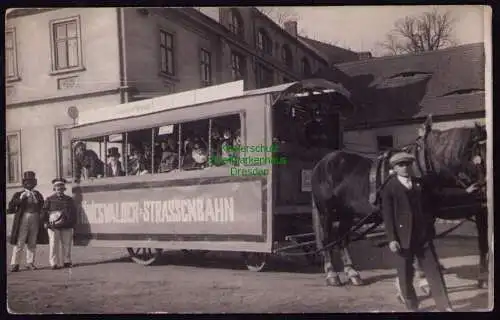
[126,248,163,266]
[242,252,268,272]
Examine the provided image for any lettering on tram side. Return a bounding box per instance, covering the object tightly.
[80,197,235,224]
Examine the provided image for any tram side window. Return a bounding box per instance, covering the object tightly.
[124,129,153,176]
[180,119,210,170]
[154,124,180,173]
[72,138,106,181]
[210,114,241,167]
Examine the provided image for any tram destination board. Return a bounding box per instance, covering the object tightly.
[72,177,268,249]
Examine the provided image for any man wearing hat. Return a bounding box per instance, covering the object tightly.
[42,178,78,269]
[105,147,125,177]
[8,171,45,272]
[380,151,453,312]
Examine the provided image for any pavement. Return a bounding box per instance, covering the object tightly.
[6,236,491,314]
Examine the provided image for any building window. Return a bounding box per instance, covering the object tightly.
[160,30,175,75]
[231,51,245,81]
[228,9,244,37]
[6,131,22,184]
[5,28,19,81]
[56,126,73,179]
[200,49,212,87]
[377,135,394,152]
[301,58,311,77]
[51,17,83,72]
[281,44,293,68]
[256,63,274,89]
[256,29,272,55]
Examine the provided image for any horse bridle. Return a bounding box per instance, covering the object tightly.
[412,130,487,191]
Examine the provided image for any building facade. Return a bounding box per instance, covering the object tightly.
[5,7,361,198]
[6,8,124,197]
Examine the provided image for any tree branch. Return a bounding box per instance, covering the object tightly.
[379,9,457,55]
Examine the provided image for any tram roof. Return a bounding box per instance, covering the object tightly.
[75,79,353,128]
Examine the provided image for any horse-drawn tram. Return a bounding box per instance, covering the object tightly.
[67,79,356,270]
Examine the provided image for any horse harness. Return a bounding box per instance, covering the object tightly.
[367,128,486,210]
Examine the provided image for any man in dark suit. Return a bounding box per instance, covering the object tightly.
[380,152,453,312]
[8,171,46,272]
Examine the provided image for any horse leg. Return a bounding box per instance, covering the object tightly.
[475,210,489,288]
[337,216,363,286]
[312,199,341,286]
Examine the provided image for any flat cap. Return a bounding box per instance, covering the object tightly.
[389,152,416,167]
[52,178,68,185]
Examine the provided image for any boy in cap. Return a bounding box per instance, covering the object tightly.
[42,178,78,269]
[8,171,45,272]
[380,151,453,312]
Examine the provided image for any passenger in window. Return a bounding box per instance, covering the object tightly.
[105,147,125,177]
[142,143,153,173]
[233,128,241,147]
[183,136,208,170]
[158,137,179,173]
[73,141,104,183]
[221,128,235,159]
[233,128,242,161]
[210,128,223,158]
[128,148,149,176]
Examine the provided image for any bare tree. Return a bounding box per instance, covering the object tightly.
[377,9,458,56]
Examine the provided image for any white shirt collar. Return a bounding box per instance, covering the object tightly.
[397,175,413,189]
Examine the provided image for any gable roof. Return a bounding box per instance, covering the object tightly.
[315,43,485,128]
[299,36,361,64]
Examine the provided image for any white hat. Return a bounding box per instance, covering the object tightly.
[389,152,416,167]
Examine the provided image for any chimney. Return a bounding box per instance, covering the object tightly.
[284,20,298,38]
[358,51,372,60]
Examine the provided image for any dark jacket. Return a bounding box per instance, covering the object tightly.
[8,190,47,245]
[380,175,435,249]
[42,193,78,230]
[105,161,125,177]
[74,149,104,181]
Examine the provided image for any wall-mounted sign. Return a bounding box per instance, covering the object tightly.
[158,125,174,135]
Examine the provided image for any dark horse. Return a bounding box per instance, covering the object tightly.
[311,115,488,288]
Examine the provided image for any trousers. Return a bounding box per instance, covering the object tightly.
[47,228,74,267]
[393,241,452,311]
[10,212,39,265]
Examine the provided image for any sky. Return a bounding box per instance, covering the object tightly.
[282,5,488,57]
